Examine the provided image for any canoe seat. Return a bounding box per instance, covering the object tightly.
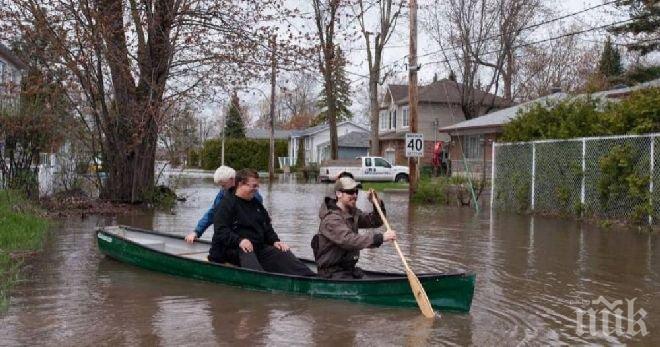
[182,252,210,262]
[132,238,165,251]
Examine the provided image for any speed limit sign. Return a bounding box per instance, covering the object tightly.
[405,133,424,157]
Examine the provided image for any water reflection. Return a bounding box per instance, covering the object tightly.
[0,178,658,345]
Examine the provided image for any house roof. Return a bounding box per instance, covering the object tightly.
[387,85,409,103]
[337,131,370,148]
[440,78,660,133]
[589,78,660,100]
[379,131,407,140]
[384,79,510,108]
[439,93,569,132]
[0,43,27,70]
[291,120,370,137]
[245,128,292,140]
[316,131,371,149]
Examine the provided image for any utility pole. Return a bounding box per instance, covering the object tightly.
[221,108,225,166]
[408,0,418,197]
[269,35,277,182]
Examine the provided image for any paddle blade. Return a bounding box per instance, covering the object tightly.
[405,268,436,319]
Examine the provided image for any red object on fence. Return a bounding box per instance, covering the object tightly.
[432,141,443,167]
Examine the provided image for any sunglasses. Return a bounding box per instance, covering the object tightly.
[340,189,359,195]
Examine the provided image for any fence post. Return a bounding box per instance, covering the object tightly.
[531,142,536,211]
[650,136,655,225]
[490,142,496,210]
[581,138,586,207]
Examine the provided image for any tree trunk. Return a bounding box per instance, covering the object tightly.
[101,110,158,202]
[325,63,339,160]
[503,51,514,102]
[96,0,172,202]
[369,77,380,156]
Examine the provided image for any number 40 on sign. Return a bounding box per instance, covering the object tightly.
[405,133,424,157]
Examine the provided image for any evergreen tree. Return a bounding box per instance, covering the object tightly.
[598,37,623,78]
[608,0,659,55]
[224,92,245,138]
[314,47,352,125]
[448,70,457,82]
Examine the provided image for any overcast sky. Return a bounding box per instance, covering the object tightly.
[206,0,655,126]
[340,0,624,86]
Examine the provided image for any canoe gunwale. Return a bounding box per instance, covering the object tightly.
[97,225,475,284]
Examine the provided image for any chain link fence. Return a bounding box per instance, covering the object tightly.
[492,134,660,225]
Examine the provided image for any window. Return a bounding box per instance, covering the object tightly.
[364,157,372,167]
[374,157,392,168]
[379,111,388,130]
[402,106,409,127]
[391,110,397,129]
[0,61,5,84]
[319,146,330,163]
[0,61,5,94]
[462,135,484,159]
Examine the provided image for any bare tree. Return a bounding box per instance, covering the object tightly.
[2,0,300,202]
[425,0,501,119]
[352,0,405,155]
[424,0,546,116]
[513,24,601,101]
[280,72,319,129]
[159,101,199,167]
[312,0,352,160]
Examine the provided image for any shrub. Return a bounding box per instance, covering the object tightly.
[187,148,200,168]
[501,87,660,142]
[142,185,178,210]
[200,138,288,171]
[412,178,449,204]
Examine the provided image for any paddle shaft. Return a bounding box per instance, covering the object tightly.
[370,192,436,319]
[371,199,412,274]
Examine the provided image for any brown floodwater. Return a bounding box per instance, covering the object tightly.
[1,176,658,345]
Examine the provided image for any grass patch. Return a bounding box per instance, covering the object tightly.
[411,176,480,204]
[360,181,408,192]
[0,190,49,311]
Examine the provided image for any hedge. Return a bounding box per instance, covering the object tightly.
[501,87,660,142]
[200,138,288,171]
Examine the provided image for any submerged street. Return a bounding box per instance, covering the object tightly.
[1,176,658,345]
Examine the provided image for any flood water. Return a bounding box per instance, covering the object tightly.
[1,176,658,345]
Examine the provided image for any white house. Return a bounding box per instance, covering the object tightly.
[289,121,370,165]
[0,42,26,109]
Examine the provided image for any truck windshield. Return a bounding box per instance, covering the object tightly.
[374,158,391,168]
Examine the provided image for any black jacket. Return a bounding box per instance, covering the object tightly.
[208,188,280,263]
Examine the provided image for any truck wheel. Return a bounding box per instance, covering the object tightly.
[395,174,409,183]
[338,172,353,179]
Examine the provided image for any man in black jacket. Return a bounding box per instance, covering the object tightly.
[208,169,315,276]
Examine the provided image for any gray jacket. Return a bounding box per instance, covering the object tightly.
[314,197,385,276]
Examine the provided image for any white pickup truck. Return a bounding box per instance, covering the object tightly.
[319,156,410,183]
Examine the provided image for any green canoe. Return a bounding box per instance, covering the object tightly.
[96,225,476,312]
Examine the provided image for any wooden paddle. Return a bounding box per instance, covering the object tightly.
[370,190,436,319]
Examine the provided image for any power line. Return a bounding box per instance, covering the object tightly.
[424,17,640,67]
[346,0,623,79]
[417,0,620,61]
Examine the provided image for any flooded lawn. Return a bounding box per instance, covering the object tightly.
[1,176,658,345]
